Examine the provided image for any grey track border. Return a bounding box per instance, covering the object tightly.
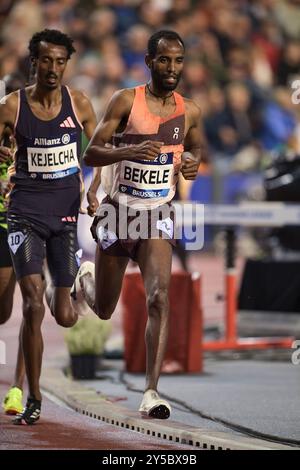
[41,368,294,451]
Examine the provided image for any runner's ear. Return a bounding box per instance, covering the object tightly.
[145,54,152,69]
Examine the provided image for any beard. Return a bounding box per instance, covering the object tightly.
[151,69,181,91]
[162,79,179,91]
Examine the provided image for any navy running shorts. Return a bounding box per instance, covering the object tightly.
[7,212,80,286]
[0,225,13,268]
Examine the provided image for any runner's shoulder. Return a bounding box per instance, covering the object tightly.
[0,91,19,125]
[0,91,19,111]
[183,97,201,117]
[69,88,93,112]
[110,88,135,112]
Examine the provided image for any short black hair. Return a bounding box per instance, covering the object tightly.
[147,30,185,58]
[28,29,76,60]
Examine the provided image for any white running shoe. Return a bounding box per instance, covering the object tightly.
[139,389,171,419]
[70,261,95,317]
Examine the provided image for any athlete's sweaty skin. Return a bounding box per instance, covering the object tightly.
[82,31,206,414]
[0,31,97,410]
[0,75,27,411]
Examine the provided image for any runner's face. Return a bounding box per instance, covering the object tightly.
[35,42,68,89]
[148,39,184,91]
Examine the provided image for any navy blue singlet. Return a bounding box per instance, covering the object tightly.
[10,85,82,217]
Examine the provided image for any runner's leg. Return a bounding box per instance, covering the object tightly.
[136,239,172,392]
[46,223,79,326]
[0,266,16,325]
[13,320,25,390]
[7,215,46,404]
[0,267,26,392]
[19,274,45,402]
[0,265,25,414]
[80,245,129,319]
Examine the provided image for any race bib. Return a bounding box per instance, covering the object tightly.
[26,133,79,180]
[119,152,174,199]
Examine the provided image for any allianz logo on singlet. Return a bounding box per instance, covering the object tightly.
[34,138,61,145]
[33,133,71,146]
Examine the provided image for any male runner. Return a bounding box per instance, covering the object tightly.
[0,29,97,424]
[76,30,204,419]
[0,74,27,416]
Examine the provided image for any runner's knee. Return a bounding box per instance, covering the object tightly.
[56,316,77,328]
[147,288,169,317]
[55,308,77,327]
[94,300,114,320]
[23,296,44,327]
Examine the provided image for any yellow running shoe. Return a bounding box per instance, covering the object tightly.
[2,387,23,415]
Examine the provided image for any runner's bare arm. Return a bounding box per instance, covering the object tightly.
[71,90,97,141]
[71,90,100,214]
[181,101,205,180]
[0,93,18,162]
[84,89,163,167]
[86,167,102,216]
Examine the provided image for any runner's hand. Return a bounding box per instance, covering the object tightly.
[0,146,13,163]
[181,153,199,180]
[79,205,87,214]
[87,191,99,217]
[132,140,164,161]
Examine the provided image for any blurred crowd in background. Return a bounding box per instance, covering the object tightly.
[1,0,300,211]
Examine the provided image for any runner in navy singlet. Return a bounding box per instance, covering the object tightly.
[0,29,97,424]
